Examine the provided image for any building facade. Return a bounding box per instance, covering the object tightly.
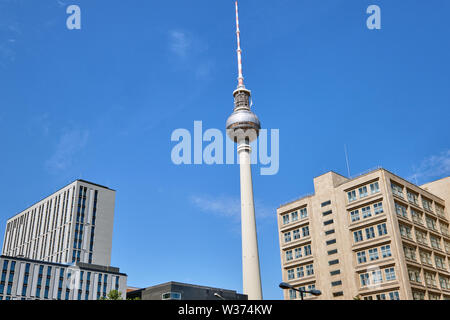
[2,180,115,266]
[0,255,127,300]
[126,282,247,300]
[277,169,450,300]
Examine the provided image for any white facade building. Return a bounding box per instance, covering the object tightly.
[0,255,127,300]
[2,180,115,266]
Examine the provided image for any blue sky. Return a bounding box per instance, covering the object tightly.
[0,0,450,299]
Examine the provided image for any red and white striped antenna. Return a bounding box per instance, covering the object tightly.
[235,0,245,88]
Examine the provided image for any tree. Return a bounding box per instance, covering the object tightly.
[99,290,123,300]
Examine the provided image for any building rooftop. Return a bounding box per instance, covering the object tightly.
[7,179,115,221]
[279,167,446,209]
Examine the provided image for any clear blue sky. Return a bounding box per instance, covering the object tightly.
[1,0,449,299]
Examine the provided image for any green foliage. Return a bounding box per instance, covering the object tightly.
[99,290,123,300]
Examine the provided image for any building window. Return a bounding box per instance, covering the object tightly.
[328,249,338,255]
[389,292,401,301]
[385,268,396,281]
[306,264,314,276]
[293,229,300,240]
[329,259,339,266]
[350,210,360,223]
[323,219,334,226]
[374,202,384,215]
[361,206,372,219]
[359,186,368,198]
[407,191,419,205]
[330,270,341,276]
[372,270,382,284]
[291,211,298,222]
[430,235,441,250]
[295,248,302,259]
[415,230,427,244]
[296,267,304,278]
[357,251,367,264]
[354,230,363,243]
[368,248,379,261]
[289,289,296,300]
[321,200,331,207]
[413,291,425,300]
[380,245,391,258]
[411,209,423,225]
[391,183,404,198]
[365,226,375,239]
[304,245,312,256]
[282,215,289,225]
[287,269,295,280]
[403,246,416,261]
[331,280,342,287]
[333,291,344,297]
[395,203,408,218]
[325,229,335,236]
[422,198,433,212]
[300,208,308,219]
[322,210,332,217]
[284,232,291,243]
[435,255,446,269]
[426,216,437,231]
[376,293,386,300]
[326,239,337,245]
[286,250,293,261]
[360,273,370,286]
[370,182,379,194]
[162,292,182,300]
[348,190,357,203]
[399,224,412,240]
[302,226,310,237]
[377,223,387,236]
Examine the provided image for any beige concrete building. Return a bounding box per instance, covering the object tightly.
[277,168,450,300]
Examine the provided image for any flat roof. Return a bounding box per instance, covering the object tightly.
[0,255,126,276]
[279,167,446,208]
[7,179,115,222]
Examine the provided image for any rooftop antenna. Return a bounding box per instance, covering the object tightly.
[235,0,245,88]
[344,144,351,178]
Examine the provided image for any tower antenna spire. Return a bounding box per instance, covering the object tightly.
[235,0,245,88]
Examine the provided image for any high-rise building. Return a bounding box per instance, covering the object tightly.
[226,1,263,300]
[2,180,115,266]
[0,179,127,300]
[277,168,450,300]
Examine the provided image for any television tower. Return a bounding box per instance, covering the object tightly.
[226,1,263,300]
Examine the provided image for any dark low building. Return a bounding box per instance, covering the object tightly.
[126,281,247,300]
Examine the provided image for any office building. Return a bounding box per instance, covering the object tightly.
[277,168,450,300]
[126,281,247,300]
[0,179,127,300]
[0,255,126,300]
[2,180,115,266]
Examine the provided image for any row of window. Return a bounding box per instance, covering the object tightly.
[408,267,450,290]
[349,202,384,223]
[391,182,445,218]
[288,284,316,299]
[282,208,308,225]
[353,223,388,243]
[285,244,312,262]
[362,291,400,300]
[287,264,314,280]
[348,182,380,203]
[399,223,450,253]
[396,202,449,235]
[359,267,396,287]
[356,244,392,264]
[283,226,310,243]
[404,244,448,270]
